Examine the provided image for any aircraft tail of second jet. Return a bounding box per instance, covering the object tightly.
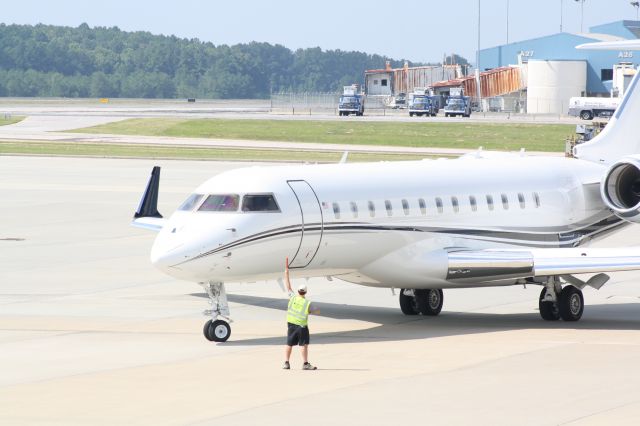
[574,40,640,165]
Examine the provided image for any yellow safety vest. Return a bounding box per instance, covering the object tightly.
[287,295,311,326]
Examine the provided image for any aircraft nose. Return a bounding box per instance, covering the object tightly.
[150,234,187,270]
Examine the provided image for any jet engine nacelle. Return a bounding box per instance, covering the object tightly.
[601,155,640,223]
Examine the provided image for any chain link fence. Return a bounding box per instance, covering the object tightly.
[270,92,581,117]
[270,92,395,115]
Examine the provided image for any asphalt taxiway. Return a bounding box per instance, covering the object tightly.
[2,156,640,425]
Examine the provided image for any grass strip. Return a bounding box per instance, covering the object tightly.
[0,141,437,162]
[0,116,25,126]
[70,118,571,152]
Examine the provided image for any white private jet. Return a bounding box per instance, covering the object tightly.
[133,40,640,342]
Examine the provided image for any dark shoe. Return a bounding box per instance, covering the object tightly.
[282,361,290,370]
[302,362,317,370]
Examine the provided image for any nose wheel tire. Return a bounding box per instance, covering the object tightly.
[538,288,560,321]
[203,319,231,342]
[558,286,584,321]
[415,289,444,316]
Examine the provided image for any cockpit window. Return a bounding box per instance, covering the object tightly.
[178,193,204,211]
[198,194,239,212]
[242,194,280,212]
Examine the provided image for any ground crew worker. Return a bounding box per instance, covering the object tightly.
[283,257,320,370]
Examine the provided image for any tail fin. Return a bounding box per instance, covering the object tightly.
[574,40,640,165]
[134,166,163,219]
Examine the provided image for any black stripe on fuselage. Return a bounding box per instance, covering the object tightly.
[174,215,627,266]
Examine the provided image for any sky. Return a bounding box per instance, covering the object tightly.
[4,0,640,63]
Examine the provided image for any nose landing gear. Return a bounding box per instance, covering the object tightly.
[201,282,232,342]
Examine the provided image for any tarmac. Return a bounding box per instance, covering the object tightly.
[3,155,640,425]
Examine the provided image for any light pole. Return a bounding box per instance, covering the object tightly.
[560,0,563,32]
[506,0,509,44]
[476,0,482,110]
[575,0,585,33]
[632,2,640,20]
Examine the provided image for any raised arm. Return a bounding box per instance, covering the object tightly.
[284,257,293,296]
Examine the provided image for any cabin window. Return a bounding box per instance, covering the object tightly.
[198,194,239,212]
[333,202,341,219]
[501,193,509,210]
[178,193,204,211]
[533,192,540,208]
[402,199,410,215]
[241,194,280,212]
[385,200,393,216]
[368,201,375,217]
[451,197,459,213]
[418,198,426,215]
[518,193,525,209]
[435,197,443,214]
[350,201,358,218]
[469,195,477,212]
[486,195,494,211]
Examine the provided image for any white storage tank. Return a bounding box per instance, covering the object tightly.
[527,60,586,114]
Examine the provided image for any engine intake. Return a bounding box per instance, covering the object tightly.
[602,155,640,222]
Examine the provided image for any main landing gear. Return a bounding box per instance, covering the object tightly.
[201,282,232,342]
[538,277,584,322]
[399,288,444,316]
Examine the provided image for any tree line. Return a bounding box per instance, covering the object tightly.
[0,23,468,99]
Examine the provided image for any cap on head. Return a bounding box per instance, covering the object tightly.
[297,284,307,294]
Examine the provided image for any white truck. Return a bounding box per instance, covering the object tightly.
[568,97,619,120]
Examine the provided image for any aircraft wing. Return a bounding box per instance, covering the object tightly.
[131,166,165,232]
[446,247,640,285]
[529,247,640,276]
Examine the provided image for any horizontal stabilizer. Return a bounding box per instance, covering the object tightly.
[131,216,165,232]
[576,40,640,51]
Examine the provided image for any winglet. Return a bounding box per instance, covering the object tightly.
[134,166,163,219]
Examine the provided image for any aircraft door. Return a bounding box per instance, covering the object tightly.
[287,180,323,268]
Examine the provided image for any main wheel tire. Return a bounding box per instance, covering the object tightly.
[558,286,584,321]
[538,288,560,321]
[415,289,444,316]
[409,112,414,117]
[399,289,419,315]
[580,110,593,120]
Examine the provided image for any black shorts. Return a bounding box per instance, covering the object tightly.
[287,322,310,346]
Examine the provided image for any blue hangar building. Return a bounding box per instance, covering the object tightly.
[479,20,640,96]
